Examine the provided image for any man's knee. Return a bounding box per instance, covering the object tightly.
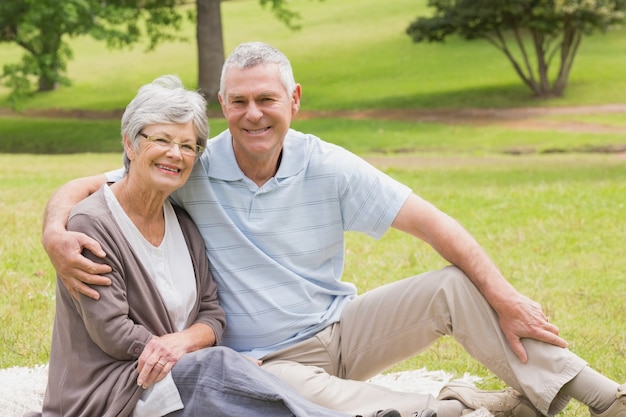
[422,265,479,295]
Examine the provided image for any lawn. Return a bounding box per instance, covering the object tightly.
[2,152,625,387]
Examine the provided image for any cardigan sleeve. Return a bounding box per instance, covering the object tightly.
[67,210,155,360]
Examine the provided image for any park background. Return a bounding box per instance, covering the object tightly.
[0,1,625,416]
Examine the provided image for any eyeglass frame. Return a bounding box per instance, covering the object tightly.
[138,131,205,157]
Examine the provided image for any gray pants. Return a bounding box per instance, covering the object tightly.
[260,266,587,417]
[168,346,353,417]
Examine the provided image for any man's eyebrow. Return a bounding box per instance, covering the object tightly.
[227,93,246,100]
[227,91,278,100]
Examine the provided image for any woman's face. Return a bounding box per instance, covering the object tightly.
[125,121,198,195]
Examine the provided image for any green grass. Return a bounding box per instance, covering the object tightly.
[0,154,121,366]
[1,0,625,111]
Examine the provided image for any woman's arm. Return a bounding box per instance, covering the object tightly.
[69,211,154,360]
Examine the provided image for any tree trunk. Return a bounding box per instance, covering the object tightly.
[37,72,58,92]
[530,31,551,98]
[196,0,224,105]
[37,26,62,92]
[552,27,582,96]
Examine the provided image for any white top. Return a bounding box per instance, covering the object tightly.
[103,185,196,417]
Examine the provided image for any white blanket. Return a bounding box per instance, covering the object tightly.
[0,364,480,416]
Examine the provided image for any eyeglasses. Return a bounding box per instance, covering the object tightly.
[138,132,204,157]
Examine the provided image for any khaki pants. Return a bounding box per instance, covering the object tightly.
[260,266,586,417]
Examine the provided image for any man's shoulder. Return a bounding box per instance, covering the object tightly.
[287,129,352,157]
[205,129,231,151]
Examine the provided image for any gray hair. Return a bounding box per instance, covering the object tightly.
[121,75,208,171]
[219,42,297,98]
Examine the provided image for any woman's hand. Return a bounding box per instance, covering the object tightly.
[136,334,186,389]
[136,324,216,389]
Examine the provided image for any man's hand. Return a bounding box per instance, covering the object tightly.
[40,173,110,299]
[42,229,111,300]
[497,293,568,363]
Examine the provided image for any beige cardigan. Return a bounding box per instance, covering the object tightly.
[35,187,225,417]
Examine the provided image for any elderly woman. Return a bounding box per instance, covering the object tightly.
[30,75,360,417]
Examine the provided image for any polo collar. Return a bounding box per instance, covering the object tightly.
[206,129,305,182]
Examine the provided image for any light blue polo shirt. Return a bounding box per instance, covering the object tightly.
[109,128,411,358]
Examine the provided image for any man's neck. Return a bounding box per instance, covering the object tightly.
[237,150,283,187]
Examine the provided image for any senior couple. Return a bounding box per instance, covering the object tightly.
[37,42,624,417]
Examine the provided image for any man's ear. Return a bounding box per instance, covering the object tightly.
[217,92,228,118]
[291,84,302,115]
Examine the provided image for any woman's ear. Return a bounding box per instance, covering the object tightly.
[123,134,135,160]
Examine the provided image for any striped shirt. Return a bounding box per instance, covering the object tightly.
[110,128,411,358]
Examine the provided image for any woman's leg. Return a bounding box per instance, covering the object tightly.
[167,346,352,417]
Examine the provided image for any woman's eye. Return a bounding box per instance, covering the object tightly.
[154,137,171,144]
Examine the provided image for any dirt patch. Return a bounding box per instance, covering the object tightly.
[3,103,626,135]
[295,103,626,134]
[0,108,225,120]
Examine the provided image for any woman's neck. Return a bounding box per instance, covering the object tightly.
[110,179,167,246]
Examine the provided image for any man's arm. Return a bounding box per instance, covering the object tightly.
[41,174,112,300]
[391,193,568,363]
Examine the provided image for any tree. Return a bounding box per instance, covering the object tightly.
[406,0,626,98]
[196,0,224,103]
[0,0,307,108]
[0,0,187,109]
[195,0,303,103]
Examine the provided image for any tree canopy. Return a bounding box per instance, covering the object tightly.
[406,0,626,98]
[0,0,188,108]
[0,0,308,108]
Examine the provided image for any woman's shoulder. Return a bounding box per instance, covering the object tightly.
[68,186,109,225]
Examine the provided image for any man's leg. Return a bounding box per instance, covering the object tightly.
[168,346,352,417]
[262,266,587,416]
[261,354,436,417]
[337,265,587,415]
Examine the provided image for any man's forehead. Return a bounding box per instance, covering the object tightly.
[224,66,287,97]
[225,63,278,78]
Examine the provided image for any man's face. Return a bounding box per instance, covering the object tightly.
[218,63,301,163]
